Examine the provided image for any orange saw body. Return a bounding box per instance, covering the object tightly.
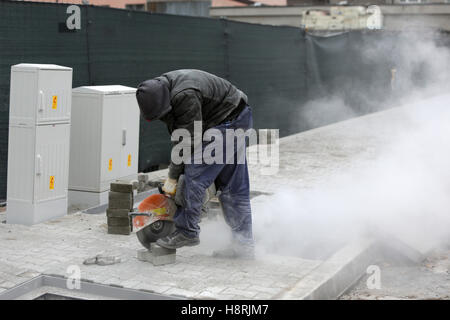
[130,193,177,249]
[130,175,215,250]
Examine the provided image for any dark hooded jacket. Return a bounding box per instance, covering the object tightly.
[136,69,248,180]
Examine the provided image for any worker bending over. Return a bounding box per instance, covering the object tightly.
[136,69,254,259]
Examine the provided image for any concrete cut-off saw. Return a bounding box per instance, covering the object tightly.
[130,192,177,250]
[129,175,215,250]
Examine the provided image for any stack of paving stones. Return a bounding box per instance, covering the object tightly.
[137,173,149,192]
[107,182,134,235]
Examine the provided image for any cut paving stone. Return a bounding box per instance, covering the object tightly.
[149,243,176,256]
[137,250,176,266]
[108,226,131,235]
[110,182,134,193]
[137,243,176,266]
[106,208,130,218]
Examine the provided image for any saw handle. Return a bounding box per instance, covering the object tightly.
[158,182,175,199]
[128,212,151,217]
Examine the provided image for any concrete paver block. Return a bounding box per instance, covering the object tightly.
[109,191,133,201]
[106,208,130,218]
[137,244,176,266]
[149,243,176,256]
[110,182,134,193]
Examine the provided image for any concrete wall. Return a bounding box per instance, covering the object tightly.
[210,4,450,30]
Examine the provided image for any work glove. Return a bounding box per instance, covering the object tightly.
[162,177,177,196]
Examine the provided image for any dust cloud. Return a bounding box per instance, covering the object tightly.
[199,31,450,258]
[252,31,450,258]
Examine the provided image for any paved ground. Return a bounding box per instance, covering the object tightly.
[341,247,450,300]
[1,93,449,299]
[0,211,322,299]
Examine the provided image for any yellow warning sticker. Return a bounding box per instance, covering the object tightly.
[52,96,57,110]
[108,158,113,171]
[49,176,55,190]
[152,207,167,216]
[127,154,132,167]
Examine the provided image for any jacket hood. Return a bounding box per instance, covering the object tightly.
[136,77,172,121]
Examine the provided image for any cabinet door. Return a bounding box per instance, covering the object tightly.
[99,95,122,190]
[68,94,103,192]
[37,70,72,124]
[119,93,140,178]
[9,70,38,126]
[33,124,70,203]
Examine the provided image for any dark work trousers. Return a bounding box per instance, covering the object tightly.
[173,106,254,246]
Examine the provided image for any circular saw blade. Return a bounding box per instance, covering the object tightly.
[136,220,176,249]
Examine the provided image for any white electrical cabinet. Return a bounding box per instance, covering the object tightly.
[7,64,72,225]
[68,85,140,209]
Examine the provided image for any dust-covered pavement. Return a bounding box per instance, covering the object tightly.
[1,93,450,299]
[341,247,450,300]
[0,211,322,299]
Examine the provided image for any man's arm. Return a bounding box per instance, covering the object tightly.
[168,89,203,180]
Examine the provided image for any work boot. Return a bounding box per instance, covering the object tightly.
[212,243,255,260]
[156,229,200,250]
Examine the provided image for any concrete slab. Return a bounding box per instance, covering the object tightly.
[278,238,378,299]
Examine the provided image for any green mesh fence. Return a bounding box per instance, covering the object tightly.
[0,1,448,199]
